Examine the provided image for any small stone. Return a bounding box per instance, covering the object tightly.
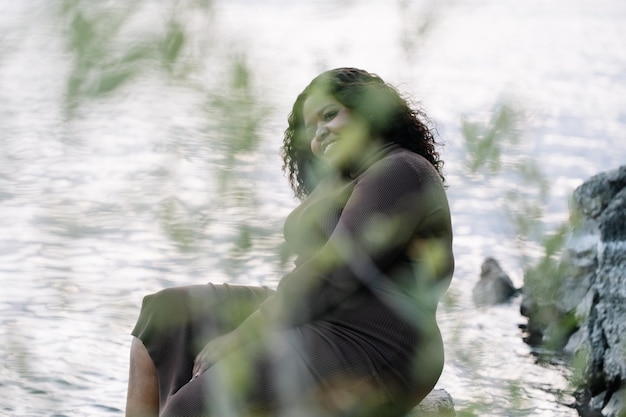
[601,385,626,417]
[472,257,517,307]
[408,389,455,417]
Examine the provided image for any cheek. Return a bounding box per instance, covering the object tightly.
[343,123,370,146]
[310,139,322,157]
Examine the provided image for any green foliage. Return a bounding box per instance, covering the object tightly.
[50,0,276,272]
[57,0,213,115]
[208,55,270,180]
[569,347,591,389]
[201,55,275,274]
[158,197,207,252]
[462,102,520,175]
[461,99,566,257]
[159,20,186,68]
[461,99,579,396]
[522,236,565,302]
[398,0,448,58]
[60,1,144,113]
[520,222,580,355]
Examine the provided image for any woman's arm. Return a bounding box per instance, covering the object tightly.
[259,152,453,327]
[193,153,453,373]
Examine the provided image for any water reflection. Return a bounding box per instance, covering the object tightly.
[2,0,625,416]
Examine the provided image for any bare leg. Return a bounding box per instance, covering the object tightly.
[125,337,159,417]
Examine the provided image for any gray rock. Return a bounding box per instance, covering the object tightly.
[555,232,597,313]
[572,165,626,219]
[472,257,517,307]
[598,188,626,241]
[589,240,626,386]
[591,391,607,413]
[563,327,587,356]
[522,165,626,416]
[601,385,626,417]
[408,389,455,417]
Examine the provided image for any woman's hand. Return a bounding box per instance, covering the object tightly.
[192,330,241,379]
[191,309,270,379]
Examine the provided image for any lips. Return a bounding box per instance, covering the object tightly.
[321,139,337,155]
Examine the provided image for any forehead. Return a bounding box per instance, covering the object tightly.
[302,93,341,121]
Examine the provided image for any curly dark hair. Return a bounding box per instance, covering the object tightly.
[281,67,444,199]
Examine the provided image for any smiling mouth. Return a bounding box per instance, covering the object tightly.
[322,140,337,155]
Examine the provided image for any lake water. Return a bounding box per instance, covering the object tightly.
[1,0,625,416]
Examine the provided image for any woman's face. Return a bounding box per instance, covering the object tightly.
[302,92,373,170]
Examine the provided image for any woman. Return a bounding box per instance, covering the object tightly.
[126,67,454,417]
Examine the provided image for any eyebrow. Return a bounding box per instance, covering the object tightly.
[317,104,336,116]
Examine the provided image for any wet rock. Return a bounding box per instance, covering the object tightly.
[571,165,626,219]
[598,188,626,241]
[601,385,626,417]
[555,231,597,314]
[409,389,455,417]
[471,257,517,307]
[521,165,626,417]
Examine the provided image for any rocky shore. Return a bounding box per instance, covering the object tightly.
[520,166,626,417]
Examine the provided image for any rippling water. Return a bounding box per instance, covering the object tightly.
[1,1,624,416]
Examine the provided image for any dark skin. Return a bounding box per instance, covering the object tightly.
[125,338,159,417]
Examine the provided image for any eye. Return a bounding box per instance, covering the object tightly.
[323,109,338,121]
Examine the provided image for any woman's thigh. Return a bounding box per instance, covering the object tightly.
[133,283,274,348]
[131,283,274,408]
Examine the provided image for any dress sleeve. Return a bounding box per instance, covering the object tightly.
[258,153,448,327]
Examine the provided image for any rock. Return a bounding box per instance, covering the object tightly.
[594,243,626,382]
[408,389,455,417]
[521,165,626,417]
[563,327,587,356]
[598,188,626,241]
[572,165,626,219]
[601,385,626,417]
[471,257,517,307]
[555,231,597,313]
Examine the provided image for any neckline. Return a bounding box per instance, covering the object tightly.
[346,142,399,179]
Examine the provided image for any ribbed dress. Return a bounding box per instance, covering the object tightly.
[131,145,454,417]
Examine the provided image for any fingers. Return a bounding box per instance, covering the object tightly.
[192,362,200,379]
[192,352,208,378]
[191,361,205,380]
[191,333,237,380]
[192,344,217,379]
[192,349,206,377]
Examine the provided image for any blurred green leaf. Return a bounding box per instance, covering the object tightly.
[94,67,135,95]
[462,102,520,174]
[158,197,199,251]
[57,0,215,114]
[160,21,186,68]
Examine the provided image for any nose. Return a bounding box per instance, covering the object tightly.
[310,125,329,157]
[314,125,329,142]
